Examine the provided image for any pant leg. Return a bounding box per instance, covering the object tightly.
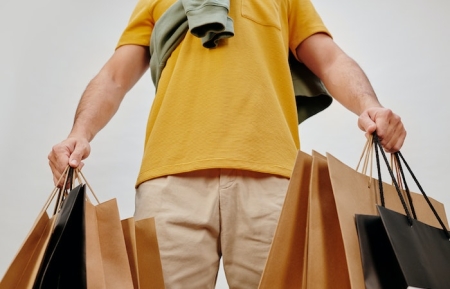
[219,170,289,289]
[135,170,222,289]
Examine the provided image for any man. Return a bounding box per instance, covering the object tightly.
[48,0,406,288]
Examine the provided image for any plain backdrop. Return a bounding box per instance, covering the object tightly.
[1,0,449,287]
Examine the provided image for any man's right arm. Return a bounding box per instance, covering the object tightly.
[48,44,150,185]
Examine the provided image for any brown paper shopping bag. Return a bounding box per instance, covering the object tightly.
[122,217,165,289]
[259,147,448,289]
[0,194,57,289]
[259,150,352,289]
[258,150,312,289]
[326,151,448,289]
[302,152,351,288]
[122,218,139,289]
[84,199,134,289]
[0,168,74,289]
[77,171,134,289]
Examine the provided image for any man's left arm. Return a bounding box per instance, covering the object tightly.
[296,33,406,152]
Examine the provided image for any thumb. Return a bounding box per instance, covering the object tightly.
[69,143,90,167]
[69,158,80,167]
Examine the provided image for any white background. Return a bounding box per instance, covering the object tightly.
[1,0,449,287]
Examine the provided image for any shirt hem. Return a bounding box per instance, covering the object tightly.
[135,158,294,187]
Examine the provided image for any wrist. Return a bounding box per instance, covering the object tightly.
[358,100,383,116]
[68,129,93,142]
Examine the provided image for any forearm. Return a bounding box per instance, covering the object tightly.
[296,33,382,115]
[69,71,127,142]
[68,45,150,142]
[320,53,382,115]
[295,34,406,151]
[49,45,150,183]
[322,56,406,152]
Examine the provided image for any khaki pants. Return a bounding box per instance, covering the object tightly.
[135,169,289,289]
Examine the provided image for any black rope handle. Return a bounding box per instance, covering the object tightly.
[53,166,75,215]
[373,134,413,225]
[396,151,450,239]
[374,137,385,207]
[393,153,417,219]
[373,133,450,239]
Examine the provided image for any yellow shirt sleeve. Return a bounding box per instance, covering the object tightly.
[116,0,155,49]
[288,0,331,57]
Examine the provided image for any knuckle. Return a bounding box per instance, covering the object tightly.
[52,143,63,152]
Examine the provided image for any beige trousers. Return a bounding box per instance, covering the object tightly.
[135,169,289,289]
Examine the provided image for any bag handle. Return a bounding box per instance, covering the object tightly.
[391,153,417,219]
[53,167,76,214]
[49,166,101,212]
[356,135,375,188]
[390,155,410,215]
[75,168,100,204]
[373,135,413,216]
[58,167,101,205]
[41,165,73,216]
[373,133,450,239]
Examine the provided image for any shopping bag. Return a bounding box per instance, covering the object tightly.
[302,151,351,288]
[258,150,312,289]
[84,198,134,289]
[33,182,87,289]
[327,140,448,288]
[0,185,62,289]
[355,135,450,289]
[42,169,135,289]
[1,167,136,289]
[79,170,135,289]
[81,169,157,289]
[122,218,139,289]
[34,168,135,289]
[122,217,165,289]
[0,213,55,289]
[0,167,76,289]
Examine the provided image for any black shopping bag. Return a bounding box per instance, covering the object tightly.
[356,134,450,289]
[33,178,87,289]
[357,206,450,289]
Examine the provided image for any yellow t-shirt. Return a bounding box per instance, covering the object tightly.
[117,0,330,186]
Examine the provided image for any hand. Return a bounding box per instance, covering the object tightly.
[358,107,406,153]
[48,137,91,186]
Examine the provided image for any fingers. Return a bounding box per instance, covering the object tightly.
[48,144,71,186]
[48,137,90,187]
[374,111,406,153]
[358,107,407,153]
